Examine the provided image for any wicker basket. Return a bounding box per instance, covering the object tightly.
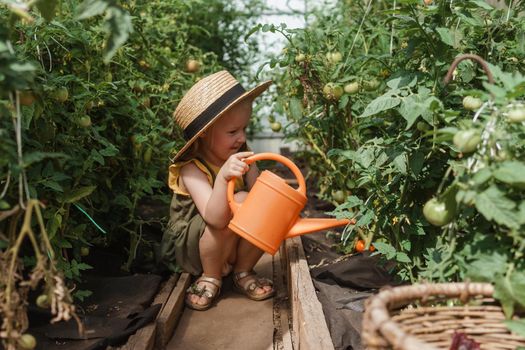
[362,282,525,350]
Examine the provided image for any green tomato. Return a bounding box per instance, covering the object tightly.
[18,334,37,350]
[36,294,50,308]
[78,116,92,128]
[80,247,90,256]
[416,121,431,132]
[0,199,10,210]
[270,122,282,132]
[295,53,306,62]
[363,79,380,91]
[462,96,483,111]
[423,198,455,227]
[453,129,481,153]
[323,83,343,101]
[332,190,346,204]
[507,107,525,123]
[344,82,359,94]
[143,147,153,163]
[330,52,342,63]
[54,87,69,103]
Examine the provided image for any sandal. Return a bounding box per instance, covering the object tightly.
[233,271,275,301]
[185,276,222,311]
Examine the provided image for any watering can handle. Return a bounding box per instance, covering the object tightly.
[227,152,306,214]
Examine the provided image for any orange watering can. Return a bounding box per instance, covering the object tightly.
[227,153,353,255]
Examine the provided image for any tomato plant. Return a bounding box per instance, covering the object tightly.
[0,0,265,347]
[265,0,525,325]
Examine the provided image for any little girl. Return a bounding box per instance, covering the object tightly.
[161,70,275,311]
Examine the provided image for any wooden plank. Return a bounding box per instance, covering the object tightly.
[286,237,334,350]
[273,247,294,350]
[156,272,191,348]
[116,274,180,350]
[285,240,300,348]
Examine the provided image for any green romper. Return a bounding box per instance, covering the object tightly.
[160,158,245,276]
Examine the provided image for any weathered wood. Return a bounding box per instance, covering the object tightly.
[285,237,334,350]
[273,247,294,350]
[116,274,180,350]
[156,272,191,348]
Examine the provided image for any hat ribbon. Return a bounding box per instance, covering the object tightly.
[183,83,246,140]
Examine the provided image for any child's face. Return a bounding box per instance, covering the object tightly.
[200,99,252,162]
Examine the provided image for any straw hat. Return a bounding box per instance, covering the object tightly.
[172,70,272,161]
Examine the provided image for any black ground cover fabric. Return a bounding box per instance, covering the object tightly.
[301,233,400,350]
[28,273,163,350]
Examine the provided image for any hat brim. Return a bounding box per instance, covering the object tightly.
[171,79,272,162]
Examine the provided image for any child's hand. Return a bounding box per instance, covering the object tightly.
[219,152,253,182]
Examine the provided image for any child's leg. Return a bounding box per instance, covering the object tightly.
[187,225,239,307]
[233,238,273,296]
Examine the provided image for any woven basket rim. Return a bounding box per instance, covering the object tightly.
[362,282,520,350]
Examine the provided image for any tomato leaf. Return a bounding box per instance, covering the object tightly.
[493,272,525,318]
[474,187,520,229]
[466,253,507,282]
[493,161,525,187]
[103,6,133,64]
[360,95,400,118]
[504,319,525,338]
[373,242,396,260]
[76,0,108,20]
[35,0,58,21]
[396,252,411,263]
[289,97,303,120]
[63,186,97,203]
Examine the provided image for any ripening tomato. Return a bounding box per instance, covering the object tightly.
[295,53,306,62]
[355,240,365,252]
[507,107,525,123]
[462,96,483,111]
[186,59,201,73]
[453,129,481,153]
[19,91,36,106]
[323,83,343,101]
[344,82,359,94]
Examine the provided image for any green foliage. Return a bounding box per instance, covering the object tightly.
[267,0,525,318]
[0,0,263,287]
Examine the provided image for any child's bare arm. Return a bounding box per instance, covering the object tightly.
[181,152,253,229]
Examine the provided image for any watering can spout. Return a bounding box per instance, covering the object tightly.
[286,217,353,238]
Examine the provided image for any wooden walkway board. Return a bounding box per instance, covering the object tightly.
[157,272,191,348]
[115,273,180,350]
[118,235,334,350]
[284,236,334,350]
